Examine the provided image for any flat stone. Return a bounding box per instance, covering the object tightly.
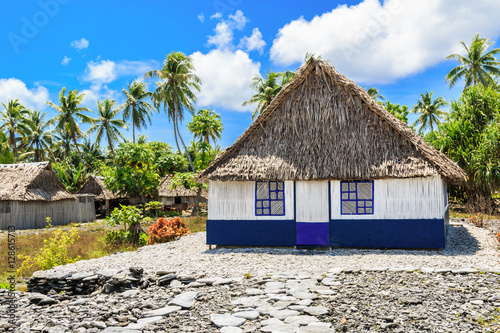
[232,310,259,320]
[170,280,182,288]
[304,306,329,316]
[126,316,163,330]
[129,267,143,275]
[256,306,283,315]
[268,294,296,302]
[187,282,205,288]
[284,315,319,325]
[156,270,177,276]
[144,305,181,317]
[261,324,300,333]
[452,268,477,274]
[245,288,265,295]
[399,297,422,305]
[471,300,484,305]
[327,268,344,274]
[91,321,107,329]
[232,297,269,308]
[69,272,95,280]
[293,292,318,300]
[210,314,246,327]
[220,327,243,333]
[177,274,196,281]
[435,268,452,274]
[261,318,283,326]
[45,272,72,280]
[298,325,336,333]
[265,281,285,289]
[213,278,234,286]
[102,328,141,333]
[322,278,341,286]
[97,269,121,279]
[197,278,217,285]
[82,275,99,281]
[297,299,314,306]
[68,299,87,306]
[120,289,140,298]
[420,267,435,274]
[289,305,307,311]
[32,271,47,279]
[271,309,300,320]
[168,291,199,309]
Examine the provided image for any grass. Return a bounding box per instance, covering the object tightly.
[0,216,207,289]
[449,210,500,220]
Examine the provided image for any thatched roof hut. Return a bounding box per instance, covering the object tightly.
[203,58,466,249]
[201,59,465,184]
[0,162,95,229]
[159,176,208,209]
[78,175,124,201]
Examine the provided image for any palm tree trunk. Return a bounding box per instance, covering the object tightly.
[107,133,114,155]
[73,136,84,164]
[172,115,181,154]
[10,130,17,162]
[204,135,209,144]
[174,108,195,173]
[132,122,135,144]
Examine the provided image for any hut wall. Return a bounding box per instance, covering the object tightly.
[295,181,329,246]
[160,197,175,205]
[0,198,96,230]
[75,194,96,223]
[160,196,208,206]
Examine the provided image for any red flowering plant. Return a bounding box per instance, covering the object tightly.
[147,217,191,244]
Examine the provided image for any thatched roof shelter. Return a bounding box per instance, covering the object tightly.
[201,58,465,184]
[0,162,75,201]
[78,175,124,201]
[159,176,208,199]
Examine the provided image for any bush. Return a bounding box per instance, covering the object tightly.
[17,227,80,275]
[469,213,485,228]
[163,210,181,217]
[148,217,191,244]
[106,205,144,245]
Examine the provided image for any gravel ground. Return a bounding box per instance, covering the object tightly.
[47,219,500,278]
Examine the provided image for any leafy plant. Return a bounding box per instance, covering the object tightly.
[145,201,163,219]
[106,205,144,245]
[17,227,80,275]
[147,217,191,244]
[138,232,148,246]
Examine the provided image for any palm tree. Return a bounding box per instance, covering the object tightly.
[411,92,448,134]
[145,51,201,172]
[0,99,30,162]
[187,108,223,145]
[446,34,500,89]
[87,99,128,154]
[242,72,282,120]
[48,88,93,162]
[366,87,385,102]
[120,81,156,144]
[52,128,73,160]
[23,110,54,162]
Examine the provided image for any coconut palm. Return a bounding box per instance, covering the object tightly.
[187,108,223,145]
[145,51,201,172]
[0,99,30,162]
[446,34,500,89]
[48,88,93,162]
[366,87,385,102]
[87,99,128,154]
[411,92,448,134]
[243,72,282,120]
[120,81,156,144]
[23,110,54,162]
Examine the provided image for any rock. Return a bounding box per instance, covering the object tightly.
[232,310,259,320]
[220,327,243,333]
[284,315,319,325]
[271,309,300,320]
[213,278,233,286]
[197,278,217,285]
[129,267,143,275]
[293,292,318,300]
[304,306,329,316]
[168,291,200,309]
[156,269,177,276]
[120,289,140,298]
[103,328,141,333]
[32,271,47,279]
[144,306,181,317]
[471,300,484,305]
[261,318,284,326]
[69,272,95,280]
[97,269,121,279]
[322,278,341,286]
[298,325,336,333]
[126,316,163,330]
[170,279,182,288]
[399,297,422,305]
[245,288,264,295]
[210,314,246,327]
[157,274,177,286]
[91,321,107,329]
[29,293,58,306]
[261,324,300,333]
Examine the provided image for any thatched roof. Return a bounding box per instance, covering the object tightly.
[0,162,75,201]
[201,58,466,184]
[78,175,124,201]
[159,176,208,199]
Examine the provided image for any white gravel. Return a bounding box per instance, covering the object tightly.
[48,220,500,277]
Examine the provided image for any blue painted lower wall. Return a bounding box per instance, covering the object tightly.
[329,219,446,249]
[207,219,295,246]
[296,222,329,246]
[207,218,446,249]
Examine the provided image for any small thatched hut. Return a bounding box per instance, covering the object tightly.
[78,175,127,217]
[159,176,208,211]
[0,162,96,230]
[201,58,466,249]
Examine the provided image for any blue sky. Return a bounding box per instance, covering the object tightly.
[1,0,500,149]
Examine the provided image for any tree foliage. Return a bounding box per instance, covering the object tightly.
[187,108,223,145]
[411,92,447,134]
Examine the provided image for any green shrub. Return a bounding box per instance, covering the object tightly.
[106,205,145,245]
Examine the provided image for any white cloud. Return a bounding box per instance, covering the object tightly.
[198,13,205,22]
[239,28,266,54]
[71,37,89,50]
[0,78,50,110]
[83,59,158,84]
[270,0,500,84]
[80,83,119,108]
[190,49,261,112]
[229,10,248,31]
[61,56,71,66]
[210,12,222,19]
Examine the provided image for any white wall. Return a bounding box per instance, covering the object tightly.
[209,180,294,220]
[330,177,445,220]
[295,181,329,222]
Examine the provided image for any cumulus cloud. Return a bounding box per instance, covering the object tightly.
[61,56,71,66]
[239,28,266,54]
[83,59,158,84]
[270,0,500,84]
[0,78,50,110]
[210,13,222,19]
[80,83,119,108]
[190,49,261,112]
[198,13,205,22]
[207,10,250,50]
[71,37,89,50]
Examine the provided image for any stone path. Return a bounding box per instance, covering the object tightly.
[2,268,500,332]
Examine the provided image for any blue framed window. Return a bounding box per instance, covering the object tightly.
[341,181,374,215]
[255,181,285,216]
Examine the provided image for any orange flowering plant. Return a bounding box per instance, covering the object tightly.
[147,217,191,244]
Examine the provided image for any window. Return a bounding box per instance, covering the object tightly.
[255,181,285,216]
[174,196,182,204]
[341,181,373,215]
